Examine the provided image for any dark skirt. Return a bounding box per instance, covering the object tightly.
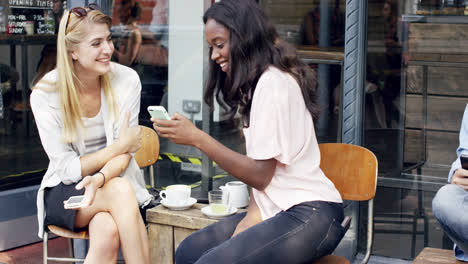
[44,182,85,232]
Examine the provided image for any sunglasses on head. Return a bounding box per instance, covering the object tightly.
[65,3,101,33]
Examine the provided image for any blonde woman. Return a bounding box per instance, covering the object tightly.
[31,5,151,264]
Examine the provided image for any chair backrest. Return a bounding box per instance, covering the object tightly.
[135,126,160,168]
[319,143,378,201]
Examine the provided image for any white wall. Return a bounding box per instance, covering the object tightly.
[168,0,219,121]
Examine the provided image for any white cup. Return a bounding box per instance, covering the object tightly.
[24,21,34,35]
[160,184,191,205]
[220,181,249,208]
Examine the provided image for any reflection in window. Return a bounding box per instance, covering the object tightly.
[261,0,345,142]
[364,0,468,259]
[0,0,60,191]
[111,0,168,126]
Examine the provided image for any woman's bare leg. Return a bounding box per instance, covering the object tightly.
[75,177,150,264]
[85,212,119,264]
[138,212,150,261]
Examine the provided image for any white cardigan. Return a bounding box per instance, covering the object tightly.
[31,62,153,238]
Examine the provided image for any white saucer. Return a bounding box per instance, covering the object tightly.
[161,197,197,211]
[201,206,238,219]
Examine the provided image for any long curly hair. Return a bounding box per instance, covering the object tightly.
[203,0,320,126]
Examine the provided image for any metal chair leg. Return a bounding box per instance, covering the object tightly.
[150,164,155,188]
[424,214,429,247]
[411,210,417,259]
[68,238,74,258]
[43,231,48,264]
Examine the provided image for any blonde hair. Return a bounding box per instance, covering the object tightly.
[36,8,118,143]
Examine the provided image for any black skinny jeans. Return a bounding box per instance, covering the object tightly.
[175,201,345,264]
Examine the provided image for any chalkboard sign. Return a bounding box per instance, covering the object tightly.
[5,0,56,35]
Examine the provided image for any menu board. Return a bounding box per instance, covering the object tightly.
[5,0,56,35]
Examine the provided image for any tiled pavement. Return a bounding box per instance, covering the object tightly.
[0,237,69,264]
[0,238,412,264]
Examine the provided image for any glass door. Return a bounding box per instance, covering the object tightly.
[363,0,468,259]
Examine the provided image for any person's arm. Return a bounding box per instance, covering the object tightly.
[153,70,297,191]
[79,112,140,176]
[449,105,468,189]
[152,113,276,191]
[31,89,140,185]
[84,66,143,180]
[76,153,132,207]
[450,169,468,191]
[113,65,142,153]
[76,70,143,207]
[115,29,142,66]
[31,89,83,184]
[304,13,317,45]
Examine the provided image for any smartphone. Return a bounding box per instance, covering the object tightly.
[147,106,171,120]
[64,195,85,209]
[461,154,468,170]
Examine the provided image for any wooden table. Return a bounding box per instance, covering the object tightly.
[412,247,463,264]
[146,203,245,264]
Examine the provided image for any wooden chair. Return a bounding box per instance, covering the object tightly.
[312,143,378,264]
[135,125,160,188]
[42,125,160,263]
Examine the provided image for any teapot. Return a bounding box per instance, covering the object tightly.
[219,181,249,208]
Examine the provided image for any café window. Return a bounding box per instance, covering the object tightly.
[363,0,468,259]
[0,0,60,193]
[110,0,168,128]
[260,0,346,142]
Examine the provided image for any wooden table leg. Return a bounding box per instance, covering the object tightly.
[149,223,174,264]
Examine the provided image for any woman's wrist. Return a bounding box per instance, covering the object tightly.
[193,129,208,149]
[94,172,105,188]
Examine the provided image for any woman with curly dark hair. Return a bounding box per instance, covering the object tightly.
[151,0,344,263]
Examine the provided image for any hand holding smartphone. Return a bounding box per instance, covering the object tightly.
[148,106,170,120]
[461,154,468,170]
[64,195,85,209]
